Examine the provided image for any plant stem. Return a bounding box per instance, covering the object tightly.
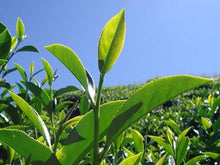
[93,73,105,165]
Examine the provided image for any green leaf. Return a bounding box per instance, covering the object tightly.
[2,67,16,78]
[98,9,126,74]
[29,61,34,74]
[45,44,87,90]
[105,76,212,150]
[16,45,39,53]
[25,82,51,107]
[114,132,124,151]
[0,59,7,66]
[148,136,174,156]
[178,127,191,143]
[9,91,51,146]
[213,119,220,132]
[156,153,167,165]
[55,101,73,112]
[14,63,27,81]
[56,100,125,165]
[16,18,25,41]
[164,119,181,135]
[0,79,10,89]
[119,152,142,165]
[10,36,17,50]
[42,58,53,86]
[123,147,134,157]
[79,95,90,115]
[0,23,11,59]
[54,85,80,98]
[202,152,220,160]
[176,137,189,165]
[185,155,208,165]
[130,128,144,153]
[201,117,212,131]
[61,116,82,130]
[0,129,52,163]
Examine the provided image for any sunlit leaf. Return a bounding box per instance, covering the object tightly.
[10,36,17,50]
[176,137,189,165]
[156,153,167,165]
[98,9,125,74]
[164,119,181,135]
[0,129,52,163]
[29,61,34,74]
[105,76,212,150]
[119,152,142,165]
[16,18,25,41]
[185,155,208,165]
[202,152,219,160]
[79,95,90,115]
[45,44,87,90]
[130,128,144,153]
[42,58,53,86]
[201,117,212,131]
[14,63,27,81]
[9,91,51,146]
[85,69,95,102]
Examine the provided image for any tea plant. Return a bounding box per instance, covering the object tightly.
[0,9,215,165]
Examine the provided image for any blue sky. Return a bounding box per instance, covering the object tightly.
[1,0,220,89]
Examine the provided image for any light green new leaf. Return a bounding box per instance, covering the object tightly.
[178,127,191,143]
[45,44,87,90]
[14,63,27,81]
[130,128,144,153]
[0,23,11,59]
[56,100,125,165]
[119,152,142,165]
[201,117,212,130]
[42,58,53,86]
[9,91,51,146]
[0,129,52,163]
[148,136,174,156]
[10,36,17,50]
[29,61,34,74]
[16,17,25,41]
[17,45,39,53]
[98,9,126,74]
[105,75,212,149]
[202,152,219,160]
[156,153,167,165]
[79,95,90,115]
[185,155,208,165]
[164,119,181,135]
[176,137,189,165]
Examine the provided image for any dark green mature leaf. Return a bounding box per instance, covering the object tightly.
[0,23,11,59]
[25,82,51,106]
[56,101,125,165]
[98,9,125,74]
[119,152,142,165]
[0,79,10,89]
[45,44,88,91]
[54,85,80,98]
[9,91,51,146]
[16,45,39,53]
[14,63,27,81]
[42,58,53,86]
[105,76,212,150]
[0,129,52,163]
[148,136,174,156]
[185,155,208,165]
[176,137,189,165]
[2,67,17,78]
[0,59,7,66]
[16,18,25,41]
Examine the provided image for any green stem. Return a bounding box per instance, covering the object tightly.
[93,74,105,165]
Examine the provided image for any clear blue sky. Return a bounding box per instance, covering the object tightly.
[1,0,220,89]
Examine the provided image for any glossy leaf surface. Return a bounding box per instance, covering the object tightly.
[105,76,212,149]
[45,44,87,90]
[0,129,52,163]
[14,63,27,81]
[0,23,11,59]
[56,101,125,165]
[119,152,142,165]
[17,45,39,53]
[42,58,53,86]
[9,91,51,146]
[98,9,125,74]
[16,18,25,41]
